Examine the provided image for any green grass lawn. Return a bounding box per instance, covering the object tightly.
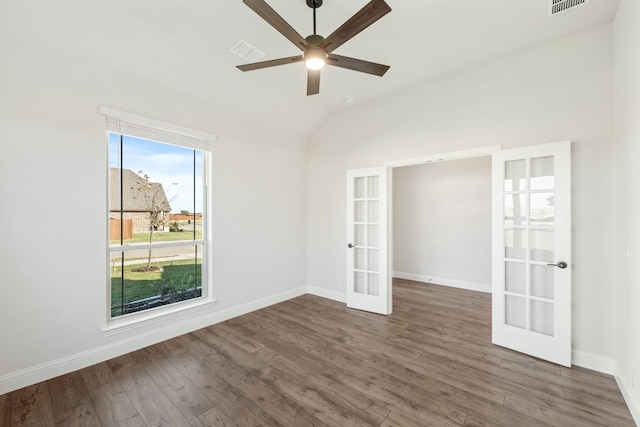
[111,229,203,245]
[111,258,202,310]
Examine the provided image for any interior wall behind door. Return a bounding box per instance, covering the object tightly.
[393,156,492,289]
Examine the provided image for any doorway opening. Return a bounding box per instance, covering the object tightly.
[392,155,493,295]
[385,145,500,300]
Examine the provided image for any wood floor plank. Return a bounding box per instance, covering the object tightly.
[78,362,144,427]
[86,384,145,427]
[114,362,189,427]
[141,345,215,420]
[463,405,555,427]
[167,347,231,395]
[504,389,635,426]
[193,330,330,426]
[9,383,54,427]
[380,409,463,427]
[321,363,470,425]
[1,279,634,426]
[46,371,101,426]
[0,393,10,427]
[189,405,239,427]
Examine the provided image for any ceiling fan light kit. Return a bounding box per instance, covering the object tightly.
[304,48,327,70]
[236,0,391,96]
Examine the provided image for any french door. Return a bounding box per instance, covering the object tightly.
[492,141,572,366]
[346,167,391,315]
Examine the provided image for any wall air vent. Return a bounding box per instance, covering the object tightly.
[549,0,590,16]
[229,40,266,62]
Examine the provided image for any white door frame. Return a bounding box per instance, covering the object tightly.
[383,145,502,299]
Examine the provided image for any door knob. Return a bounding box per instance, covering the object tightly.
[547,261,568,269]
[347,243,355,248]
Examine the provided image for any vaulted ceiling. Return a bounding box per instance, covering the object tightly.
[1,0,620,138]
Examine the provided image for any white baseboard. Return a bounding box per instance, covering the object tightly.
[0,286,308,395]
[307,285,346,303]
[615,365,640,426]
[394,271,492,294]
[571,349,615,375]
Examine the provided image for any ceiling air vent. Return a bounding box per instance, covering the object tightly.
[549,0,590,16]
[229,40,266,62]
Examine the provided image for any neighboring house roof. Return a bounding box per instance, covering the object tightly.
[109,168,172,212]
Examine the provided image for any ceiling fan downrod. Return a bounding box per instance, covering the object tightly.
[306,0,323,35]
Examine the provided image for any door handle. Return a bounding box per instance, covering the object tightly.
[547,261,568,269]
[347,243,355,248]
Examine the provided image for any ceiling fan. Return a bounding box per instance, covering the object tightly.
[236,0,391,96]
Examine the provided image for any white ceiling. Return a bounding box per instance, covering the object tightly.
[1,0,620,139]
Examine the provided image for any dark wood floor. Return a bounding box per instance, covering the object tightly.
[1,279,635,426]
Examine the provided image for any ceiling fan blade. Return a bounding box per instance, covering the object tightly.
[327,54,390,76]
[237,55,303,71]
[307,69,321,96]
[321,0,391,53]
[243,0,309,51]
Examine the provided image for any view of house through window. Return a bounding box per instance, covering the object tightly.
[109,133,206,318]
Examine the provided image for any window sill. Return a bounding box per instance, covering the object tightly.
[102,297,219,337]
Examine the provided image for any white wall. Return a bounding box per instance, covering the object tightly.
[393,157,492,290]
[613,0,640,422]
[307,25,616,367]
[0,24,308,393]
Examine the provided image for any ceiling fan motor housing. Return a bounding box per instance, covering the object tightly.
[306,0,323,8]
[305,34,325,47]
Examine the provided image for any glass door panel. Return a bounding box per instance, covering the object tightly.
[530,229,554,263]
[504,194,527,225]
[500,153,563,340]
[505,159,527,191]
[505,228,527,259]
[354,177,366,198]
[354,272,366,294]
[367,224,380,248]
[531,300,554,336]
[354,225,366,246]
[505,261,526,294]
[530,192,555,225]
[350,173,384,299]
[505,295,526,329]
[531,264,555,299]
[530,156,554,190]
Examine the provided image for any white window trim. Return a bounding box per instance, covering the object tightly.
[100,106,216,148]
[101,106,216,334]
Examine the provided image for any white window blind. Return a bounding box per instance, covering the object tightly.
[100,106,215,152]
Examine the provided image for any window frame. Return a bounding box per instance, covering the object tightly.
[101,107,216,331]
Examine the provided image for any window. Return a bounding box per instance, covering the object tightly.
[103,107,213,320]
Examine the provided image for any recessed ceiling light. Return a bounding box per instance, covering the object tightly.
[344,96,356,104]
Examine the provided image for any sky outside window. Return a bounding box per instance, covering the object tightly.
[109,133,203,214]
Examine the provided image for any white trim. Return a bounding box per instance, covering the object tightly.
[307,285,347,303]
[103,297,219,336]
[100,106,216,143]
[615,365,640,426]
[0,286,306,395]
[571,349,615,374]
[394,271,492,294]
[384,145,501,168]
